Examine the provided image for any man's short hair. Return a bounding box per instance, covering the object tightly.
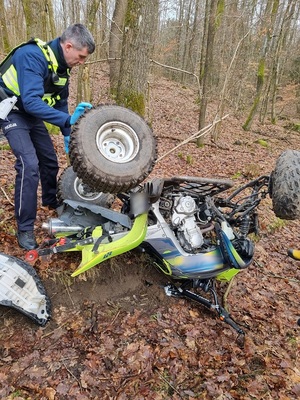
[61,24,95,54]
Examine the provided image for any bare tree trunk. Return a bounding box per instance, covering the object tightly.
[180,0,193,83]
[109,0,128,95]
[199,0,209,86]
[188,0,201,75]
[243,0,279,131]
[117,0,159,116]
[21,0,48,39]
[296,85,300,115]
[45,0,56,40]
[0,0,11,53]
[271,1,297,123]
[260,1,296,124]
[175,0,185,79]
[197,0,223,146]
[77,0,102,104]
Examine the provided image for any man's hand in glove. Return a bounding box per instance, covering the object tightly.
[64,135,70,154]
[70,102,93,125]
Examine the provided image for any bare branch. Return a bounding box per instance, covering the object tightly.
[156,114,229,163]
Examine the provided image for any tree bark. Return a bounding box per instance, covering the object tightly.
[243,0,279,131]
[0,0,11,53]
[117,0,159,116]
[109,0,128,95]
[21,0,49,39]
[76,0,102,104]
[197,0,223,146]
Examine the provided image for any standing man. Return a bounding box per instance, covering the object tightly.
[0,24,95,250]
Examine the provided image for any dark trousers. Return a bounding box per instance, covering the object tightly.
[1,111,58,231]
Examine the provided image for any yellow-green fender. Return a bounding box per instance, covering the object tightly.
[71,213,148,277]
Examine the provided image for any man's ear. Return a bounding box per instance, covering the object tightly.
[64,42,73,52]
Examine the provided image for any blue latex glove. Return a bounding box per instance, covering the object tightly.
[64,135,70,154]
[70,102,93,125]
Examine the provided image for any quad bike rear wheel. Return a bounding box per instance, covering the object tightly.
[270,149,300,220]
[69,105,157,194]
[57,166,114,207]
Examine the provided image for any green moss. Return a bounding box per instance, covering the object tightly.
[118,90,145,116]
[257,59,265,84]
[284,122,300,132]
[124,0,140,29]
[186,154,193,164]
[216,0,225,28]
[267,217,286,233]
[255,139,268,148]
[243,95,261,130]
[110,87,118,100]
[0,143,10,150]
[231,172,242,179]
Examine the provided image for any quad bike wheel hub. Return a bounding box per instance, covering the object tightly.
[96,121,139,163]
[74,177,103,201]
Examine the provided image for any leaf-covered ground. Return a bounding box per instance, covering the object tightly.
[0,68,299,399]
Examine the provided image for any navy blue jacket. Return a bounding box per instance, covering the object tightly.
[0,37,72,136]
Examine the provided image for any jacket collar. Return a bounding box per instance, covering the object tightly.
[48,37,70,74]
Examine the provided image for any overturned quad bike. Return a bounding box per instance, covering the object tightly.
[1,105,300,338]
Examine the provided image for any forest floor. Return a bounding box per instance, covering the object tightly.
[0,67,299,400]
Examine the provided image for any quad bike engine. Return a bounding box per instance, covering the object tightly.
[171,195,204,251]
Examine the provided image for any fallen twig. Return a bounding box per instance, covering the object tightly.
[1,187,14,206]
[62,359,82,389]
[154,367,183,398]
[223,276,236,311]
[156,114,229,162]
[254,261,300,283]
[262,271,300,283]
[41,312,81,338]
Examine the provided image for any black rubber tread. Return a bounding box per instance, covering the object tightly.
[57,166,114,207]
[69,105,157,194]
[271,149,300,220]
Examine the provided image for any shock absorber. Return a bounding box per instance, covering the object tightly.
[239,215,250,238]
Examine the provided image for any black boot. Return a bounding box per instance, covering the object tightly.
[17,231,38,250]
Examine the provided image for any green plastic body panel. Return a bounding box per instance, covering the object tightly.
[71,213,148,277]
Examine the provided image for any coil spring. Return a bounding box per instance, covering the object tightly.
[239,215,250,238]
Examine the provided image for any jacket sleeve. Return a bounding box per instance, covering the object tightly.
[13,45,71,131]
[54,93,72,136]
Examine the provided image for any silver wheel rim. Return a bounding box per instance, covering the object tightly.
[74,177,103,201]
[96,121,139,163]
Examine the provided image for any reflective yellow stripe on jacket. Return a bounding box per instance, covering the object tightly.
[2,38,69,106]
[2,64,20,95]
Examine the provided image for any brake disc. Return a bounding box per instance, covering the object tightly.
[0,252,51,326]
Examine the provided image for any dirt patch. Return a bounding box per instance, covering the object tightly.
[43,252,170,317]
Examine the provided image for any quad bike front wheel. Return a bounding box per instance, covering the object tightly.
[69,105,157,194]
[270,149,300,220]
[57,166,115,207]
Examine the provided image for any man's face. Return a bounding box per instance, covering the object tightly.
[62,42,90,67]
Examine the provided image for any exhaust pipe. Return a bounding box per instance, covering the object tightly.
[42,218,84,236]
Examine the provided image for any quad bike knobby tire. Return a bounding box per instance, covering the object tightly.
[69,105,157,194]
[57,166,114,207]
[270,149,300,220]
